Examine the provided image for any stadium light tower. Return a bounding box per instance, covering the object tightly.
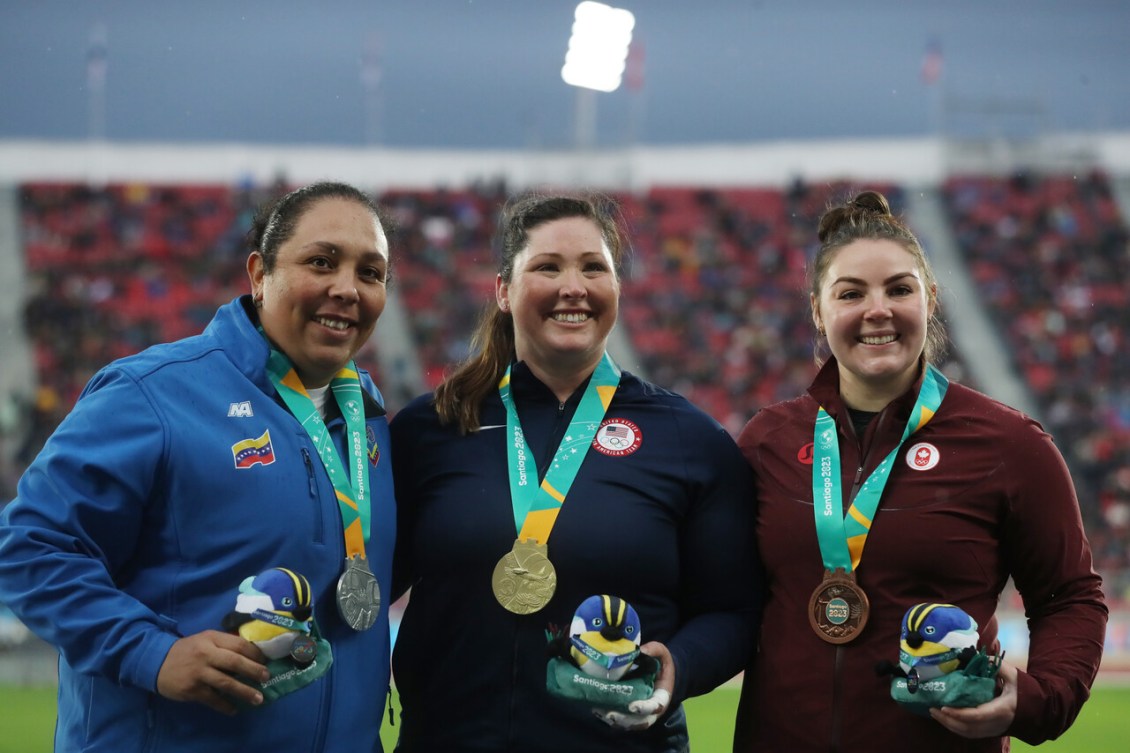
[86,22,108,142]
[561,2,635,150]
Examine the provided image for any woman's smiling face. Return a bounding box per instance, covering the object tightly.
[496,215,620,377]
[812,238,935,409]
[249,196,389,388]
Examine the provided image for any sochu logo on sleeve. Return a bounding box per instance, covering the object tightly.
[592,418,642,457]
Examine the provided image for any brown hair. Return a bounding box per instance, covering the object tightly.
[434,192,625,434]
[810,190,947,364]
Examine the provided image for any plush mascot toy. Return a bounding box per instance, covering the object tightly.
[546,594,660,712]
[222,567,333,705]
[877,603,1002,714]
[224,567,315,660]
[569,594,642,681]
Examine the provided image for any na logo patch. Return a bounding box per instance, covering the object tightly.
[227,401,254,417]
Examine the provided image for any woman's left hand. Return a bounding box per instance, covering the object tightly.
[595,641,675,731]
[929,661,1019,738]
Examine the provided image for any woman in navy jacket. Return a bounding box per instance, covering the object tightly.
[390,193,762,753]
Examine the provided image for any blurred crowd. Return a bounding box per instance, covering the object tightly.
[943,171,1130,603]
[1,173,1126,603]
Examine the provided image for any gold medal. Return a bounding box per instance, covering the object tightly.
[491,538,557,615]
[808,568,870,644]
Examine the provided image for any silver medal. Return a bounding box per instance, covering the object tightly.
[336,554,381,631]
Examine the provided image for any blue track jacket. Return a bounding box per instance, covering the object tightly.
[0,296,395,752]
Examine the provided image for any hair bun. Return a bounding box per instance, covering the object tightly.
[848,190,891,216]
[817,190,892,242]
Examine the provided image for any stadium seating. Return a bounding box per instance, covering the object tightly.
[7,175,1126,604]
[942,171,1130,600]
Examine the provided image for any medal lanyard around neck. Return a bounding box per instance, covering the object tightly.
[499,352,621,544]
[266,349,371,558]
[811,364,948,573]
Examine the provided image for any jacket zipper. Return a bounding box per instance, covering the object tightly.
[830,406,884,751]
[536,401,569,481]
[301,447,325,544]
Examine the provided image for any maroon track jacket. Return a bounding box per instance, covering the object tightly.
[734,358,1107,752]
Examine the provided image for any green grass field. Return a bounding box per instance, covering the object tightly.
[3,682,1127,752]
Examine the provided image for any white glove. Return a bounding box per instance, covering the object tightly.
[594,688,671,731]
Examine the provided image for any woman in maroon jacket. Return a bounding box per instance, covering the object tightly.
[733,190,1107,752]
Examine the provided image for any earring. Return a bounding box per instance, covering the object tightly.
[253,295,263,309]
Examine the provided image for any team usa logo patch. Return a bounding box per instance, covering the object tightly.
[592,418,642,457]
[366,425,381,467]
[905,441,940,471]
[232,429,276,469]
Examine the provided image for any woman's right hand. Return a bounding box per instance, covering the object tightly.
[156,630,270,715]
[929,661,1019,739]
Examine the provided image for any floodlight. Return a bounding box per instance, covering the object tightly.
[561,2,636,93]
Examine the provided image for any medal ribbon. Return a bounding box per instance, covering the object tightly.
[568,638,640,670]
[499,352,621,543]
[812,364,948,572]
[249,609,311,634]
[266,350,371,559]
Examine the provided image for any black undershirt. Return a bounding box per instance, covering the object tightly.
[848,408,878,438]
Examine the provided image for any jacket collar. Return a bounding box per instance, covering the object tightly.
[508,359,593,408]
[204,295,273,394]
[807,355,926,429]
[205,295,385,418]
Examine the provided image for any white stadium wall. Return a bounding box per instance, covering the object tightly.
[3,131,1130,190]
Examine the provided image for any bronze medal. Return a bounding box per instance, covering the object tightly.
[808,568,870,644]
[336,554,381,631]
[491,538,557,615]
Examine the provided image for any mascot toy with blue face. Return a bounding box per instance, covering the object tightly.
[877,603,1002,713]
[569,594,642,681]
[546,594,660,711]
[222,567,333,704]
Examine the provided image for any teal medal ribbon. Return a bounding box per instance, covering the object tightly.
[265,349,380,631]
[490,352,621,615]
[808,364,949,643]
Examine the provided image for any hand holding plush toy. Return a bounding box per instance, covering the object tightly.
[221,567,332,704]
[877,603,1002,714]
[223,567,315,662]
[547,594,661,716]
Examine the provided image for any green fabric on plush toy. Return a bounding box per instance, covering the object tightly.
[877,603,1001,715]
[546,594,659,711]
[221,567,333,705]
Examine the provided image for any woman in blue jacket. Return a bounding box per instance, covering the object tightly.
[390,193,762,753]
[0,182,397,752]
